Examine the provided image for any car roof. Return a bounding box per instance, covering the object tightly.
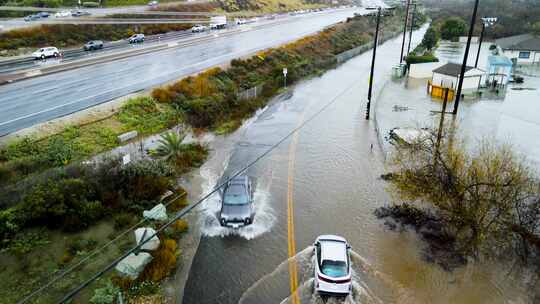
[316,234,347,243]
[228,175,249,185]
[320,239,347,262]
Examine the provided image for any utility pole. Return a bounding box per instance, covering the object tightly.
[475,17,497,68]
[406,2,417,56]
[453,0,480,115]
[399,0,411,63]
[365,7,381,120]
[435,87,450,156]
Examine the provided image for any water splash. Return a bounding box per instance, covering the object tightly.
[198,166,276,240]
[240,246,395,304]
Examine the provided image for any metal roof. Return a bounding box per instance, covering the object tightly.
[496,34,540,51]
[487,55,513,67]
[432,63,474,77]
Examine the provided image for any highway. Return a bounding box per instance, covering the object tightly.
[0,8,360,136]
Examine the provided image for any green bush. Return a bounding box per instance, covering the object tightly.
[82,1,99,7]
[440,17,467,41]
[0,208,20,242]
[119,159,174,202]
[405,53,439,65]
[90,280,120,304]
[19,178,103,231]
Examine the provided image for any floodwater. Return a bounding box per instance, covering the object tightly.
[377,41,540,167]
[182,26,534,304]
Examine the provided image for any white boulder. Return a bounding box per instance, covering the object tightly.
[115,252,153,279]
[134,227,160,251]
[143,203,168,222]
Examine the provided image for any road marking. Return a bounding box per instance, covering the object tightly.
[287,127,300,304]
[287,100,315,304]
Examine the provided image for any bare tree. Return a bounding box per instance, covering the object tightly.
[388,128,540,259]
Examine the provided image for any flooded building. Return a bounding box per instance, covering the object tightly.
[428,63,485,98]
[496,34,540,64]
[486,55,513,86]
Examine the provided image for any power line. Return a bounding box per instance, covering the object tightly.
[16,191,186,304]
[56,79,359,304]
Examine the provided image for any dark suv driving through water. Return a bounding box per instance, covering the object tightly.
[219,175,254,228]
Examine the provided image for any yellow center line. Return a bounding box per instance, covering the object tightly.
[287,102,313,304]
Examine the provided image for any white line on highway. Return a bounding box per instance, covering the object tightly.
[0,10,358,129]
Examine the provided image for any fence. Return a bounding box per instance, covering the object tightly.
[237,84,264,101]
[335,32,400,64]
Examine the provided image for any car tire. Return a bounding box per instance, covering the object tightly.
[40,54,45,59]
[54,52,59,57]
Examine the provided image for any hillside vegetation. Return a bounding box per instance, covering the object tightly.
[424,0,540,38]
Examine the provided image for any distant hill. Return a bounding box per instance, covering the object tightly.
[423,0,540,38]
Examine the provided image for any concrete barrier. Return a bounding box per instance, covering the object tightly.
[117,130,138,143]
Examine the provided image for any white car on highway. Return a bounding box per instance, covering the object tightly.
[32,47,60,59]
[191,25,206,32]
[54,11,71,18]
[313,235,352,296]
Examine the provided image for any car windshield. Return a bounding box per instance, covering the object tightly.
[321,260,347,277]
[223,184,249,205]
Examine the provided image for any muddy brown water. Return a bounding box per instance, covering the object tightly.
[182,27,534,304]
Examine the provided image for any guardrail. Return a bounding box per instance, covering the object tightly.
[0,30,192,73]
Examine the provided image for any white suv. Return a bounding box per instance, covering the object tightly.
[313,235,352,296]
[32,47,60,59]
[128,34,145,43]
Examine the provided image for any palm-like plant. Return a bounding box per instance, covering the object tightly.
[155,131,186,162]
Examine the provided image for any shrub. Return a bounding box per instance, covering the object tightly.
[113,213,136,229]
[117,97,178,134]
[1,137,41,161]
[172,219,189,233]
[19,178,103,231]
[405,53,439,65]
[0,209,19,242]
[90,280,120,304]
[82,1,99,7]
[151,87,175,103]
[119,160,174,202]
[138,238,177,282]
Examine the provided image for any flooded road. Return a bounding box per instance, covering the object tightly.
[182,26,532,303]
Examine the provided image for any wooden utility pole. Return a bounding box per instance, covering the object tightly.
[365,7,381,120]
[453,0,480,115]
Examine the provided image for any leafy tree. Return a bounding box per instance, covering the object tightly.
[532,21,540,36]
[421,26,439,50]
[440,17,467,41]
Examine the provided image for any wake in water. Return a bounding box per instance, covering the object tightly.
[239,246,395,304]
[198,165,276,240]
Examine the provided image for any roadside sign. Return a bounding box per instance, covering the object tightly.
[122,154,131,165]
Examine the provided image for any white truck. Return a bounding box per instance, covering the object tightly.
[210,15,227,29]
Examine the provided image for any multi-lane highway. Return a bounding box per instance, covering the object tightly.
[0,8,361,136]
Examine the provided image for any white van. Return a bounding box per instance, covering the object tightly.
[32,47,60,59]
